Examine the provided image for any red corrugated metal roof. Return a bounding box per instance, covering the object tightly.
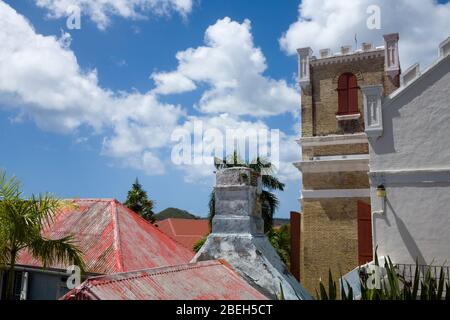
[61,260,268,300]
[156,219,210,251]
[16,199,194,274]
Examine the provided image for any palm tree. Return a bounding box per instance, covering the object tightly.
[208,152,285,233]
[0,171,85,300]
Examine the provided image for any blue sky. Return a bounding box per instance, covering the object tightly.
[1,0,449,218]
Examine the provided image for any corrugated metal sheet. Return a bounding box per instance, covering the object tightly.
[156,219,210,251]
[16,199,194,274]
[61,260,268,300]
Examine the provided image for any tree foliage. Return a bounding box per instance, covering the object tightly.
[267,225,291,266]
[124,178,155,223]
[0,171,85,300]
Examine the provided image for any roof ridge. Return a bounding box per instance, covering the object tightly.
[89,261,222,287]
[168,218,178,236]
[120,203,194,253]
[110,200,124,272]
[68,198,117,202]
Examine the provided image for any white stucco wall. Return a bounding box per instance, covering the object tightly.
[369,55,450,265]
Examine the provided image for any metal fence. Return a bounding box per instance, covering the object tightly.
[395,263,450,285]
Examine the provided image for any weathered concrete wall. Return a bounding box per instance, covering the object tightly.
[193,167,312,300]
[369,55,450,265]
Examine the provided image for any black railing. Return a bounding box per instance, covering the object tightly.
[395,263,450,284]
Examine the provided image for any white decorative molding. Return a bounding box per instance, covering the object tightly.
[388,51,450,102]
[301,189,371,199]
[439,37,450,58]
[294,156,369,173]
[401,63,421,87]
[336,113,361,121]
[362,43,373,52]
[297,47,313,91]
[341,45,352,55]
[370,168,450,185]
[310,48,384,67]
[320,48,332,58]
[361,85,384,138]
[298,133,368,148]
[384,33,401,80]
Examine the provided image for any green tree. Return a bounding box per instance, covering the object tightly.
[208,152,285,234]
[124,178,155,223]
[268,225,291,266]
[0,171,85,300]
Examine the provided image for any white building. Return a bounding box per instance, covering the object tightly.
[361,37,450,267]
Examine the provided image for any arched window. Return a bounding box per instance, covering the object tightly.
[337,73,359,115]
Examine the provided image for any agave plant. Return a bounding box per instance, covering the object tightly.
[317,251,450,301]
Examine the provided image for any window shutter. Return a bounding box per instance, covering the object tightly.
[357,201,373,265]
[337,74,349,115]
[337,73,359,115]
[348,74,359,114]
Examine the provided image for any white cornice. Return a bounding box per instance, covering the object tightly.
[370,168,450,185]
[310,49,384,67]
[386,53,450,103]
[297,133,368,148]
[301,189,371,199]
[294,157,369,173]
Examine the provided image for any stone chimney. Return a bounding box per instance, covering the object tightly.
[192,167,312,300]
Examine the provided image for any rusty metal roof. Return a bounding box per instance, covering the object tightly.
[16,199,194,274]
[61,260,268,300]
[156,218,210,251]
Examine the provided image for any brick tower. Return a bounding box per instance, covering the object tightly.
[294,34,401,293]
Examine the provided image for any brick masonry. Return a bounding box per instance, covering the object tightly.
[300,198,371,293]
[298,46,400,295]
[302,143,369,160]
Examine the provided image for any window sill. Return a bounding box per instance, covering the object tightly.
[336,113,361,121]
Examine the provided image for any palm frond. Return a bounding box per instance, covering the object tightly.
[262,175,285,191]
[27,194,65,230]
[30,236,85,272]
[0,170,21,200]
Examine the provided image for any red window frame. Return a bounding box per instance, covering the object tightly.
[337,73,359,115]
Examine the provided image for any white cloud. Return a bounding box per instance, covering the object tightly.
[173,114,300,184]
[35,0,193,29]
[152,72,196,95]
[152,17,299,117]
[0,1,183,175]
[280,0,450,68]
[0,2,301,182]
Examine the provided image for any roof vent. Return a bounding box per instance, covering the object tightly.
[320,48,332,58]
[341,45,352,55]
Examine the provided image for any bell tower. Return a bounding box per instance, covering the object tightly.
[294,34,401,293]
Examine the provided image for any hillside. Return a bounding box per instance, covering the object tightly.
[155,208,199,221]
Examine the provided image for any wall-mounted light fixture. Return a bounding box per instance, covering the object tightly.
[376,185,386,214]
